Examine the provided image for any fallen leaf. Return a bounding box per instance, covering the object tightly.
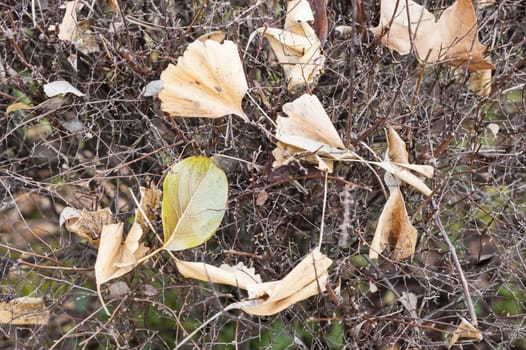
[369,183,418,260]
[6,102,33,115]
[369,127,434,260]
[468,68,492,96]
[43,80,85,97]
[175,260,262,290]
[473,0,495,9]
[158,38,248,120]
[176,247,332,316]
[0,297,50,325]
[448,317,483,348]
[135,186,162,231]
[142,80,163,97]
[63,207,114,247]
[162,156,228,251]
[58,1,100,54]
[256,190,269,206]
[273,94,355,172]
[255,0,325,92]
[370,0,494,71]
[197,30,226,43]
[376,127,434,196]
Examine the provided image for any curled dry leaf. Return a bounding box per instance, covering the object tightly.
[0,297,50,325]
[158,38,248,120]
[377,127,434,196]
[255,0,325,92]
[448,317,483,348]
[43,80,85,97]
[369,183,418,260]
[273,94,355,172]
[63,207,113,247]
[135,186,162,231]
[370,0,494,71]
[369,127,434,260]
[95,223,148,288]
[58,1,100,54]
[176,247,332,316]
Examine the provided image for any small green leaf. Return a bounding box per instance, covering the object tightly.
[161,156,228,250]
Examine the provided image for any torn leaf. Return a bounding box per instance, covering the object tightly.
[255,0,325,92]
[63,207,113,247]
[158,38,248,120]
[370,0,494,71]
[273,94,355,172]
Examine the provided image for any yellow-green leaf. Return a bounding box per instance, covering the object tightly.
[162,156,228,250]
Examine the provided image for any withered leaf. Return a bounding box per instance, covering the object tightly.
[371,0,494,71]
[273,94,355,172]
[448,317,483,348]
[255,0,325,92]
[0,297,50,325]
[159,38,248,120]
[63,207,113,247]
[175,248,332,316]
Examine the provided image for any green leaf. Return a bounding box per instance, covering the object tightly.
[161,156,228,250]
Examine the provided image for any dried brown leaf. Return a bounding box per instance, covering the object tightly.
[369,185,418,260]
[58,1,100,54]
[448,317,483,348]
[273,94,355,172]
[371,0,494,71]
[158,39,248,120]
[175,248,332,316]
[468,68,492,96]
[256,0,324,92]
[63,207,113,247]
[0,297,50,325]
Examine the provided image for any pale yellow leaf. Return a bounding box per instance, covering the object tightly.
[159,39,248,120]
[6,102,33,115]
[0,297,50,325]
[273,94,355,172]
[176,248,332,316]
[242,247,332,316]
[255,0,324,92]
[369,186,418,261]
[175,260,262,290]
[448,317,483,348]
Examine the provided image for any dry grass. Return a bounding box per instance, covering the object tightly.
[1,0,525,349]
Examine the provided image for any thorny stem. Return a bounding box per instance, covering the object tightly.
[318,171,328,247]
[433,201,478,327]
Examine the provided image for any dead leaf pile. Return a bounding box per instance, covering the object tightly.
[272,94,355,172]
[158,35,248,120]
[254,0,325,92]
[58,1,100,55]
[175,247,332,316]
[369,127,434,260]
[371,0,494,71]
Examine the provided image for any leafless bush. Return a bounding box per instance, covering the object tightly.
[1,0,525,348]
